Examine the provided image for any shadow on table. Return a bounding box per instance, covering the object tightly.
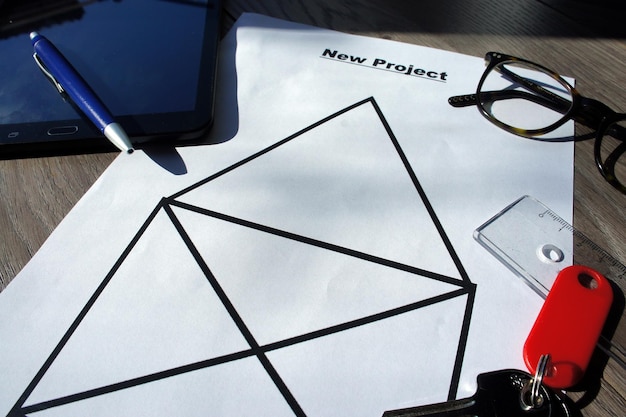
[263,0,626,39]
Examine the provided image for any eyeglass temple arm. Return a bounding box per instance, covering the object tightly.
[448,90,569,114]
[448,92,608,130]
[449,62,571,112]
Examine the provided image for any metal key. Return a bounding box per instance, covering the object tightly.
[382,369,572,417]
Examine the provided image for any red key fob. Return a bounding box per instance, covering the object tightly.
[523,265,613,389]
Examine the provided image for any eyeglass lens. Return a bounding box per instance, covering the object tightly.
[479,61,573,133]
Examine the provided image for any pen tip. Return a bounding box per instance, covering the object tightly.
[103,123,134,154]
[29,31,39,40]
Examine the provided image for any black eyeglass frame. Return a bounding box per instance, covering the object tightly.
[449,52,626,194]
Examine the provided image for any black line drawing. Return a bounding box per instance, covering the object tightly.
[9,97,476,417]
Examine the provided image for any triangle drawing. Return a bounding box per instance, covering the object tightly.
[10,97,475,417]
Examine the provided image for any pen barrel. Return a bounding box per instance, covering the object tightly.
[32,35,113,132]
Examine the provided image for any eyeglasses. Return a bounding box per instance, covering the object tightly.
[448,52,626,194]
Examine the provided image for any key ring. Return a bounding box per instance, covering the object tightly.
[521,354,550,409]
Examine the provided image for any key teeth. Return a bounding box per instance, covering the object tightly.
[381,369,573,417]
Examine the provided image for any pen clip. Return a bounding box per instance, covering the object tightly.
[33,52,65,95]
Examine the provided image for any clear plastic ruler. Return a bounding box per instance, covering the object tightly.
[475,195,625,370]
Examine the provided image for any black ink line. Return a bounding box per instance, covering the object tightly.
[257,354,306,417]
[447,283,477,401]
[169,96,469,286]
[169,97,376,201]
[9,201,167,417]
[163,204,256,347]
[368,99,472,284]
[20,350,255,414]
[169,200,467,289]
[13,97,475,416]
[264,287,470,353]
[20,287,470,414]
[164,204,306,417]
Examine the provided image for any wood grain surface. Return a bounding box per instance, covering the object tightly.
[1,1,624,415]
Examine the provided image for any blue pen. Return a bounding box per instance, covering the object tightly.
[30,32,134,153]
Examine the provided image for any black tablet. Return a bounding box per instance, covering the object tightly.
[0,0,221,155]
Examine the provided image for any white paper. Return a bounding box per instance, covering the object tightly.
[0,14,574,417]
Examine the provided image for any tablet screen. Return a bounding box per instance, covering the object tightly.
[0,0,221,153]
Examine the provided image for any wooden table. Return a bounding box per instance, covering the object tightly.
[1,1,624,415]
